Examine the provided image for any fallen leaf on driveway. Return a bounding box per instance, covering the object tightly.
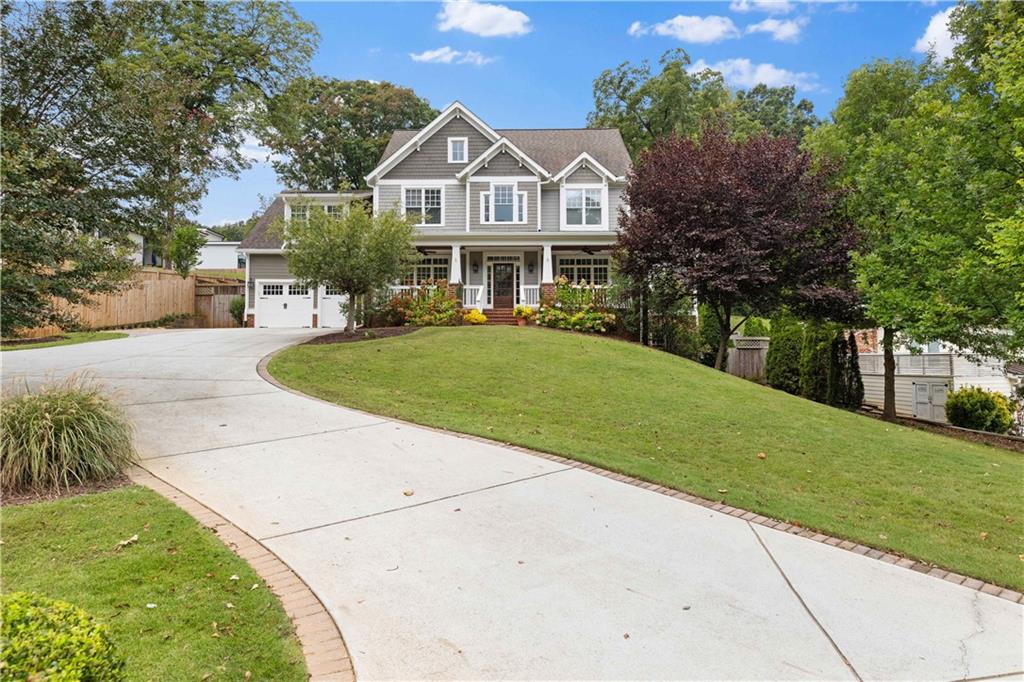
[403,489,414,497]
[623,633,630,640]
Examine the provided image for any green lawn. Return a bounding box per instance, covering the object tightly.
[2,486,306,681]
[269,326,1024,590]
[1,331,128,352]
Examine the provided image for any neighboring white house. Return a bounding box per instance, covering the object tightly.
[196,227,242,269]
[859,330,1022,422]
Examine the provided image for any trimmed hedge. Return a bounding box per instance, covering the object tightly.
[1,591,126,680]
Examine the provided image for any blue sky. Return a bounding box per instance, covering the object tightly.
[196,0,957,226]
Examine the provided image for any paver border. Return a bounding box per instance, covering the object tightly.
[257,341,1024,607]
[128,466,356,681]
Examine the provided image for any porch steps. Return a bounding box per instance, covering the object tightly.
[483,308,518,325]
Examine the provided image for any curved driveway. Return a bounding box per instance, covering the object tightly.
[4,328,1022,681]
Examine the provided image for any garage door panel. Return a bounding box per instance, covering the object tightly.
[256,281,313,328]
[319,286,349,329]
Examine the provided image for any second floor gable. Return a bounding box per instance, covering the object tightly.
[366,102,631,234]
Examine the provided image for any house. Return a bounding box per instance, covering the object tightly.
[238,102,631,329]
[196,227,243,270]
[856,330,1022,422]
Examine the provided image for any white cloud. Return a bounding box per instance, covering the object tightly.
[689,58,821,91]
[409,46,495,66]
[629,15,741,44]
[436,0,531,37]
[832,3,858,12]
[237,134,283,164]
[914,7,957,60]
[746,17,808,42]
[729,0,795,14]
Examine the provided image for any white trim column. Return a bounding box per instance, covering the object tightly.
[541,243,554,284]
[449,243,462,284]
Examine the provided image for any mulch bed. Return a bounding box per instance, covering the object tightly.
[0,335,68,347]
[3,475,131,507]
[303,326,421,346]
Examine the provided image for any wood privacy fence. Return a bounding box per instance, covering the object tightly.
[728,336,769,381]
[194,283,244,328]
[18,269,196,338]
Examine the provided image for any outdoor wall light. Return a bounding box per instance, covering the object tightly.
[472,263,479,274]
[527,263,535,274]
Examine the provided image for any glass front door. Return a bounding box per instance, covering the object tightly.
[492,262,515,308]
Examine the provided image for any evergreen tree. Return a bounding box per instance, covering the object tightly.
[826,329,850,407]
[799,322,833,403]
[765,310,803,394]
[846,331,865,409]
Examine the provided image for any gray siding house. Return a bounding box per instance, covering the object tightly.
[239,102,630,328]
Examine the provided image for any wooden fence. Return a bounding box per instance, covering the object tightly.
[728,337,769,381]
[194,283,244,328]
[17,269,196,338]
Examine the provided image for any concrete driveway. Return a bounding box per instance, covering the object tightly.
[4,328,1022,681]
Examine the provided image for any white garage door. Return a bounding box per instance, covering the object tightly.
[318,286,349,329]
[255,281,313,328]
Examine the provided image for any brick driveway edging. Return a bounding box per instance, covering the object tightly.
[256,348,1024,607]
[129,467,356,681]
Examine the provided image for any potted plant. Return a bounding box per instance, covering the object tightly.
[513,304,536,327]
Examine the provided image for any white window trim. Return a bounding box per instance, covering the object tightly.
[401,185,446,227]
[555,255,612,286]
[479,181,528,225]
[448,137,468,164]
[404,256,451,286]
[560,182,609,231]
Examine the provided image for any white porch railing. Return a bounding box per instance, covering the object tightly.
[463,285,483,309]
[860,353,954,376]
[522,285,540,307]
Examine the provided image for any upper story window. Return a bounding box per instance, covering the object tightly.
[404,187,443,225]
[448,137,468,163]
[289,205,308,224]
[325,204,342,217]
[564,187,603,228]
[481,183,527,224]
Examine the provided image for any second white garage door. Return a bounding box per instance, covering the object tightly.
[255,280,313,328]
[318,286,349,329]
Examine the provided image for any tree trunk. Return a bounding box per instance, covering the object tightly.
[882,326,896,419]
[714,303,731,371]
[163,203,175,269]
[346,290,357,333]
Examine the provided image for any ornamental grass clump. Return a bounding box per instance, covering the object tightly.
[1,377,136,493]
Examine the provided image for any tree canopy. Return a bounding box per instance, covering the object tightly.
[619,124,857,369]
[261,78,438,190]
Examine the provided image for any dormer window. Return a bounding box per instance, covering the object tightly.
[448,137,468,163]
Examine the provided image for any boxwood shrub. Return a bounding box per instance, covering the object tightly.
[1,591,126,680]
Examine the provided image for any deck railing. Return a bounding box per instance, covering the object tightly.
[859,353,954,376]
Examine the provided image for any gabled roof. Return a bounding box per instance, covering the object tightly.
[456,137,549,180]
[365,101,499,184]
[550,152,623,182]
[240,190,373,251]
[377,127,631,181]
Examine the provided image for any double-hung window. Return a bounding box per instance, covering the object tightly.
[481,183,527,224]
[404,188,442,225]
[289,205,308,224]
[448,137,467,163]
[564,187,604,228]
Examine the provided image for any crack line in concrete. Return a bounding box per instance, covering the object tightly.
[139,420,390,460]
[122,390,278,407]
[259,467,575,542]
[747,522,863,682]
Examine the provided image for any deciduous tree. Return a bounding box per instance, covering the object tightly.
[619,124,857,370]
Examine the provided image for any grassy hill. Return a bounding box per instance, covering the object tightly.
[270,326,1024,590]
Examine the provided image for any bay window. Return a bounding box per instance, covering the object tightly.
[563,187,604,228]
[404,187,443,225]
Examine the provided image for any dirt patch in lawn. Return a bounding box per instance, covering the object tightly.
[303,326,421,345]
[3,475,131,507]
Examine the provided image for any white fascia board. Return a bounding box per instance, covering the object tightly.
[365,102,500,184]
[238,248,284,254]
[280,191,372,200]
[457,137,550,181]
[551,152,622,183]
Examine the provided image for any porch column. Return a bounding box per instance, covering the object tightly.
[540,243,555,302]
[449,243,462,284]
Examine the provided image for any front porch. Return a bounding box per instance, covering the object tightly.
[391,243,614,313]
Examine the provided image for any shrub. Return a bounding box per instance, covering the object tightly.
[697,304,727,368]
[799,321,834,403]
[365,286,403,327]
[743,317,770,337]
[463,309,487,325]
[387,281,459,326]
[537,306,616,333]
[1,591,126,680]
[1,378,136,492]
[945,387,1014,434]
[766,310,802,394]
[228,296,245,327]
[662,315,701,360]
[846,331,865,409]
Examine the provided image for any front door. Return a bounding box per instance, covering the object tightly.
[493,262,515,308]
